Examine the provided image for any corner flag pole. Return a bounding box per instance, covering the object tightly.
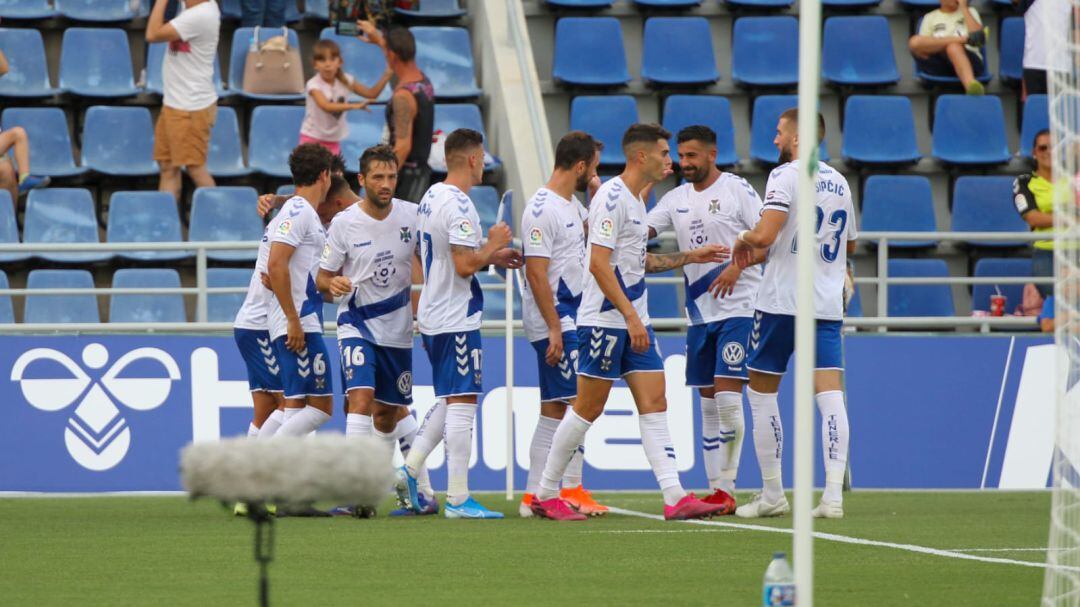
[794,0,823,603]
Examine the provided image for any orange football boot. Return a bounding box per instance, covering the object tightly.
[559,485,609,516]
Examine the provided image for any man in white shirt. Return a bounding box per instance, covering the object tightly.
[732,109,857,519]
[146,0,220,202]
[1017,0,1070,95]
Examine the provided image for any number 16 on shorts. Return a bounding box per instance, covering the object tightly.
[338,337,414,405]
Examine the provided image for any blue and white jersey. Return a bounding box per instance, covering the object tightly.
[233,226,272,331]
[266,195,327,339]
[320,199,418,349]
[521,187,588,342]
[648,174,763,325]
[756,160,858,321]
[416,182,483,336]
[577,177,651,330]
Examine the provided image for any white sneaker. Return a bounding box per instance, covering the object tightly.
[735,493,791,518]
[811,499,844,519]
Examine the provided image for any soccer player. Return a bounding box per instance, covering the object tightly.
[396,128,522,519]
[530,123,732,522]
[519,131,608,518]
[646,125,763,514]
[731,109,855,519]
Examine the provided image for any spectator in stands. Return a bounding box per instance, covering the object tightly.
[241,0,289,27]
[358,21,435,203]
[146,0,221,203]
[1014,129,1055,297]
[1039,295,1055,332]
[908,0,988,95]
[1015,0,1070,96]
[0,48,49,200]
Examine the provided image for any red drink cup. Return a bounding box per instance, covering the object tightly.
[990,294,1005,317]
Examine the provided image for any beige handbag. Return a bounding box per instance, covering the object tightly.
[242,26,304,95]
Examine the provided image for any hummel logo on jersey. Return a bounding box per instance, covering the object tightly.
[676,208,689,214]
[296,349,311,378]
[257,337,279,375]
[531,206,543,217]
[11,344,180,471]
[288,206,302,217]
[354,241,372,248]
[455,335,469,376]
[751,313,762,350]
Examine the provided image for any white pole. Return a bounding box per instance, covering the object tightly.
[794,0,822,604]
[505,264,515,500]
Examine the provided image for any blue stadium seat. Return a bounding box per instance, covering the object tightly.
[1000,17,1024,85]
[59,28,138,98]
[219,0,240,18]
[0,271,12,323]
[228,28,305,101]
[26,270,99,324]
[412,27,481,99]
[470,185,500,229]
[110,269,186,323]
[553,17,629,87]
[647,271,682,320]
[1020,95,1048,158]
[24,188,112,264]
[886,259,955,317]
[81,106,158,177]
[846,285,863,318]
[207,268,252,323]
[859,175,937,249]
[952,176,1029,247]
[932,95,1010,165]
[304,0,329,19]
[732,17,798,87]
[750,95,829,164]
[276,184,295,196]
[0,0,57,19]
[318,29,391,103]
[642,17,718,86]
[823,0,880,8]
[0,191,27,263]
[323,299,338,325]
[822,16,899,87]
[636,0,701,6]
[546,0,613,6]
[900,0,949,9]
[0,29,60,98]
[248,105,305,178]
[478,272,521,322]
[57,0,137,21]
[1,108,87,178]
[662,95,737,167]
[341,104,387,173]
[972,258,1032,315]
[207,106,251,178]
[396,0,465,18]
[725,0,793,9]
[434,104,501,171]
[106,191,190,262]
[570,95,638,166]
[842,96,920,165]
[145,42,230,99]
[189,187,263,262]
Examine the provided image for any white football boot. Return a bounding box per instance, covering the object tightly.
[735,493,791,518]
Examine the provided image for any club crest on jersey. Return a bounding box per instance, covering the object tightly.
[721,341,746,366]
[399,227,412,243]
[277,219,292,236]
[709,199,720,214]
[397,371,413,396]
[320,243,331,262]
[598,218,614,239]
[529,227,543,246]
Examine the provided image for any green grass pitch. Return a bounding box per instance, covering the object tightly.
[0,491,1050,606]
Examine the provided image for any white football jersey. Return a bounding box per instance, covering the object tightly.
[320,199,418,349]
[577,177,651,329]
[521,187,588,342]
[416,182,483,335]
[266,196,327,339]
[233,226,272,331]
[648,174,764,325]
[755,161,858,321]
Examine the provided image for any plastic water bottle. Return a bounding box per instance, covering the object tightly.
[763,552,796,606]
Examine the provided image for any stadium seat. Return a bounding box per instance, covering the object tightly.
[859,176,937,249]
[276,184,295,196]
[732,17,798,88]
[886,259,955,317]
[303,0,329,19]
[642,17,718,87]
[145,42,230,99]
[822,16,899,87]
[323,299,338,325]
[823,0,880,8]
[110,269,186,324]
[913,18,991,85]
[207,106,251,178]
[951,176,1029,247]
[0,271,11,323]
[57,0,137,21]
[1,108,87,178]
[318,29,391,103]
[0,0,57,20]
[341,105,387,173]
[207,268,252,323]
[25,270,99,324]
[725,0,793,9]
[434,104,500,171]
[1020,95,1049,158]
[228,28,305,101]
[972,258,1032,315]
[106,191,190,262]
[470,185,500,228]
[396,0,465,19]
[59,28,139,98]
[750,95,829,164]
[570,95,638,166]
[478,272,521,322]
[248,105,305,178]
[846,285,863,318]
[0,191,27,263]
[841,96,920,165]
[1000,17,1024,85]
[189,187,263,262]
[647,271,682,320]
[412,27,481,99]
[219,0,240,18]
[81,106,158,177]
[900,0,950,9]
[0,29,60,98]
[545,0,613,6]
[635,0,701,6]
[662,95,738,167]
[553,17,630,87]
[24,188,112,264]
[932,95,1010,165]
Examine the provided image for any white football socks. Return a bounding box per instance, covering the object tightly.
[282,406,301,423]
[404,399,447,477]
[714,391,745,495]
[444,403,477,507]
[563,445,585,489]
[817,390,850,504]
[247,423,259,438]
[258,409,284,439]
[748,388,784,503]
[276,405,330,436]
[345,413,373,437]
[395,413,433,498]
[371,426,397,467]
[701,394,723,490]
[538,411,591,500]
[639,412,687,507]
[526,415,561,495]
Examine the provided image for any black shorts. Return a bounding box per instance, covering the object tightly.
[395,164,433,204]
[916,50,984,80]
[1024,68,1048,95]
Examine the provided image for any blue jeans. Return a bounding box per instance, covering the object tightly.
[1033,248,1053,298]
[241,0,287,27]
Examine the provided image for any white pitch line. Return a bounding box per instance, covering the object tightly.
[949,548,1054,553]
[580,529,735,534]
[608,506,1078,572]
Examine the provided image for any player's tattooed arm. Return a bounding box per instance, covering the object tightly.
[410,251,423,316]
[645,244,729,273]
[390,91,417,166]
